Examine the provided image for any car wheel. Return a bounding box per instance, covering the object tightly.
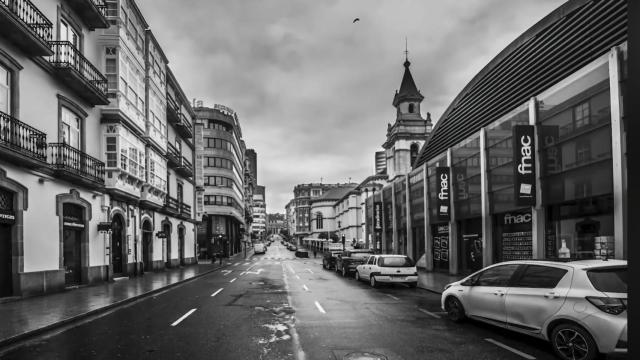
[370,275,378,288]
[445,297,466,323]
[342,267,347,277]
[551,323,598,360]
[355,271,360,282]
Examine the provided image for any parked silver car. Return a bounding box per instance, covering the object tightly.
[355,255,418,288]
[441,259,627,360]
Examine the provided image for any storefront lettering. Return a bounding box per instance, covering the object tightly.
[0,213,15,221]
[504,213,532,225]
[438,173,449,200]
[517,135,533,175]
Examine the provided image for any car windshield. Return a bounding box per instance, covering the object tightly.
[587,267,627,293]
[379,257,413,267]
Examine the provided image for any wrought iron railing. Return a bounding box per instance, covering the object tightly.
[180,156,193,173]
[165,196,179,212]
[180,202,192,217]
[48,143,105,183]
[1,0,52,42]
[92,0,108,18]
[48,41,108,96]
[0,110,47,161]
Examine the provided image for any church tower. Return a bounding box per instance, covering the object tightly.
[382,53,432,180]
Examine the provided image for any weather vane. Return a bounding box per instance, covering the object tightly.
[405,37,409,61]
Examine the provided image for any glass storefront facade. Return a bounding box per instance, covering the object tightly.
[394,178,407,255]
[409,169,425,263]
[427,154,449,272]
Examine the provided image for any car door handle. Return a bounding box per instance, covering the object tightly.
[494,290,505,296]
[544,292,558,299]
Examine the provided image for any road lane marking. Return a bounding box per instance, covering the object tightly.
[314,301,326,314]
[244,262,250,265]
[211,288,223,297]
[305,269,313,274]
[485,339,536,359]
[240,272,246,275]
[230,277,237,283]
[287,264,295,273]
[384,294,400,301]
[303,285,309,292]
[233,262,240,266]
[295,275,301,280]
[418,308,441,319]
[221,270,232,276]
[171,309,197,326]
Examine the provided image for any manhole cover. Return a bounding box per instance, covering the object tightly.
[343,352,388,360]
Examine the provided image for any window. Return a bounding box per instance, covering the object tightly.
[105,48,117,92]
[574,101,590,129]
[59,19,79,49]
[105,136,117,167]
[587,268,627,293]
[513,265,568,288]
[61,106,81,149]
[475,264,520,286]
[0,64,9,114]
[379,256,414,267]
[410,143,419,165]
[316,213,323,229]
[408,103,414,113]
[177,183,183,204]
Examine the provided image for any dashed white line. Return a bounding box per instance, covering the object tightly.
[314,301,326,314]
[418,308,441,319]
[211,288,223,297]
[385,294,400,301]
[233,262,240,266]
[230,277,237,283]
[485,339,536,359]
[295,275,301,280]
[305,269,313,274]
[171,309,197,326]
[244,262,250,265]
[303,285,309,292]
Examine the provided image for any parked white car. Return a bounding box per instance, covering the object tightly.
[354,254,418,288]
[441,259,627,360]
[253,243,266,254]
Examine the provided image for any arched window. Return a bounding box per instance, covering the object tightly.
[408,103,415,113]
[316,212,323,229]
[410,143,419,165]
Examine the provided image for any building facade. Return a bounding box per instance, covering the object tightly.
[195,104,246,259]
[0,0,197,298]
[364,0,628,275]
[251,185,266,239]
[266,213,285,235]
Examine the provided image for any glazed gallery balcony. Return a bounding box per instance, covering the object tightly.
[48,143,105,187]
[166,95,193,143]
[47,41,109,105]
[176,156,193,178]
[0,110,47,167]
[0,0,53,56]
[166,142,180,168]
[63,0,108,29]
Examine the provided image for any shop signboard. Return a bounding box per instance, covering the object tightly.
[373,202,382,232]
[436,167,451,221]
[432,224,449,269]
[0,209,15,225]
[513,125,536,206]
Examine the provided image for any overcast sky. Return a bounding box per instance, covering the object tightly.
[137,0,565,213]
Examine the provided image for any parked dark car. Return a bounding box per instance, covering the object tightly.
[288,244,298,251]
[335,249,375,277]
[295,248,309,258]
[322,250,342,270]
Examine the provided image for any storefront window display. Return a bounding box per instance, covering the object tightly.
[382,186,393,253]
[486,105,533,261]
[451,135,482,273]
[537,59,613,260]
[409,169,425,263]
[394,178,407,255]
[427,155,449,272]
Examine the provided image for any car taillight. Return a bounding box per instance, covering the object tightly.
[586,296,627,315]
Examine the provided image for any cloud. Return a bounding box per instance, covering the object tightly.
[137,0,565,213]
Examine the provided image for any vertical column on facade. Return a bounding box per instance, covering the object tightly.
[479,128,493,267]
[405,174,413,259]
[379,191,386,253]
[391,182,397,254]
[609,45,627,259]
[423,165,433,271]
[530,97,544,259]
[447,148,459,275]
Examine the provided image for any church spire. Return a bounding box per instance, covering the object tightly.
[393,42,423,107]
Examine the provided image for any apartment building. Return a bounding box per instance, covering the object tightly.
[0,0,196,298]
[251,185,266,238]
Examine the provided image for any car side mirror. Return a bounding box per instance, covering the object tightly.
[461,279,476,286]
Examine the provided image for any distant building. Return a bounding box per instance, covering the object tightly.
[251,185,266,238]
[266,213,286,235]
[246,148,257,184]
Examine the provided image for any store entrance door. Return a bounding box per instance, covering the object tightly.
[142,220,152,271]
[178,227,185,266]
[63,227,81,286]
[0,224,12,297]
[111,215,124,275]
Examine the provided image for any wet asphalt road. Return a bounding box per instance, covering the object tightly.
[0,241,560,360]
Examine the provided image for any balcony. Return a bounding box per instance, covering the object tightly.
[48,143,105,187]
[63,0,108,29]
[0,110,47,167]
[174,113,193,141]
[0,0,53,56]
[166,142,180,168]
[175,156,193,178]
[166,95,179,123]
[179,202,192,220]
[163,195,179,215]
[47,41,109,105]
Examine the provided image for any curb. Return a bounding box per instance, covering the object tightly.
[0,259,240,349]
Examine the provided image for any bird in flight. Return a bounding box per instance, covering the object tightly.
[353,18,360,23]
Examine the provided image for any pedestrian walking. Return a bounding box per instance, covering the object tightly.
[313,249,317,258]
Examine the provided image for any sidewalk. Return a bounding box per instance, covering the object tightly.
[417,268,465,294]
[0,249,254,348]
